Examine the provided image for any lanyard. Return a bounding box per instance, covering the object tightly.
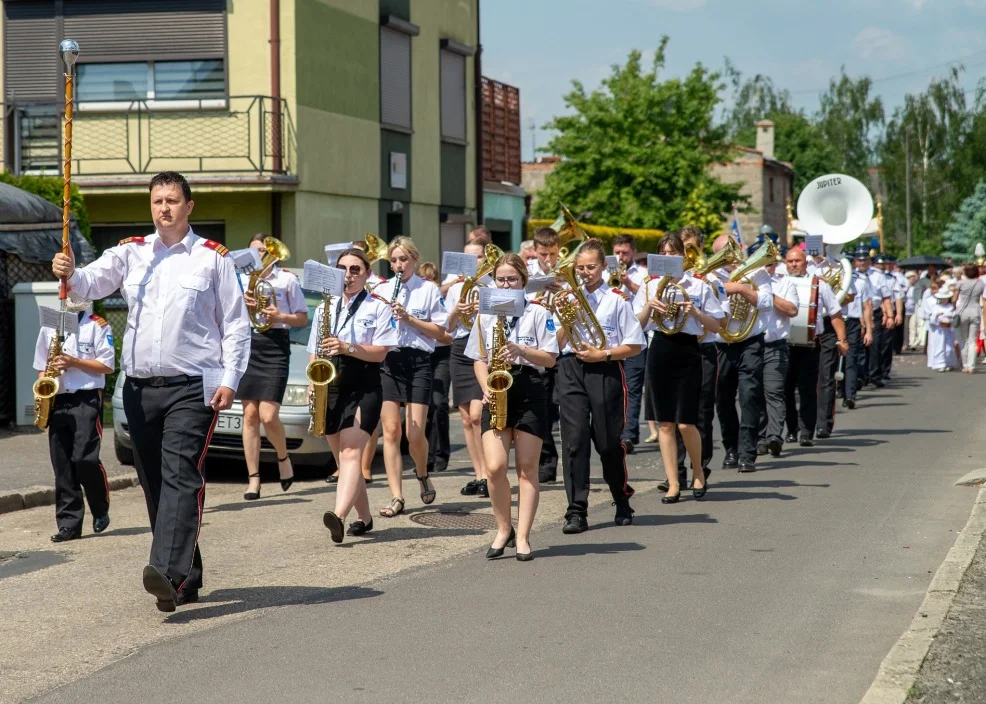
[333,290,367,337]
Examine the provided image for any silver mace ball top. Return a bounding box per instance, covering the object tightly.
[59,39,79,71]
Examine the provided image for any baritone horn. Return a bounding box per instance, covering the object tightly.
[460,243,504,329]
[653,247,702,334]
[362,232,388,265]
[720,239,778,343]
[247,237,290,331]
[552,242,607,350]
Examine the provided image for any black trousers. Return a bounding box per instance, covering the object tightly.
[893,322,905,355]
[786,343,819,439]
[677,343,719,475]
[48,389,109,532]
[426,344,451,471]
[881,313,896,375]
[621,347,647,444]
[123,377,216,593]
[715,334,765,465]
[757,340,789,446]
[816,319,839,434]
[538,367,559,479]
[841,318,862,400]
[557,355,633,518]
[868,311,885,383]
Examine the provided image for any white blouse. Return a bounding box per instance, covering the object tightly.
[306,293,399,353]
[370,273,449,352]
[445,275,492,340]
[465,301,559,372]
[554,285,646,355]
[633,273,725,337]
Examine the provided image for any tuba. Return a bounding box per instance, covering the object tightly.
[33,334,63,429]
[306,295,337,437]
[459,244,504,329]
[720,239,779,343]
[485,315,514,431]
[247,237,290,332]
[552,241,607,350]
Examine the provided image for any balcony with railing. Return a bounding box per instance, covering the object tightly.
[1,96,297,186]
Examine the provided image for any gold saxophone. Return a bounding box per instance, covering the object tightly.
[306,294,338,437]
[485,315,514,431]
[33,334,63,429]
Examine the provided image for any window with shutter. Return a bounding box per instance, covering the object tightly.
[3,1,59,103]
[440,50,466,143]
[380,27,411,131]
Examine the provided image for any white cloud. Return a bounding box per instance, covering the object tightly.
[911,0,928,8]
[652,0,707,10]
[853,27,908,60]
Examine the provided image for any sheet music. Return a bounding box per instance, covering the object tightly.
[230,248,263,272]
[647,254,684,278]
[805,235,824,257]
[302,260,345,296]
[202,367,226,406]
[526,275,555,294]
[479,287,525,317]
[38,306,79,336]
[324,242,354,265]
[441,251,478,277]
[605,255,619,271]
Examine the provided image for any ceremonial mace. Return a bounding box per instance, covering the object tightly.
[58,39,79,310]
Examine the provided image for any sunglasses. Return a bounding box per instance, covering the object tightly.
[336,265,365,276]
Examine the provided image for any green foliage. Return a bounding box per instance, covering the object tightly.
[0,171,91,244]
[941,181,986,260]
[532,38,745,231]
[816,69,884,181]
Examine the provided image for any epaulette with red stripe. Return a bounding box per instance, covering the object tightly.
[88,314,109,328]
[369,292,389,303]
[202,239,229,256]
[117,236,145,246]
[611,287,631,301]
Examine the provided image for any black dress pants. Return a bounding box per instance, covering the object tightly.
[123,377,216,593]
[816,318,839,434]
[557,355,633,519]
[48,389,109,532]
[538,367,559,480]
[621,347,647,445]
[677,342,719,477]
[868,311,885,383]
[426,344,452,471]
[757,340,789,446]
[880,314,896,377]
[715,334,765,465]
[786,343,819,439]
[841,318,862,400]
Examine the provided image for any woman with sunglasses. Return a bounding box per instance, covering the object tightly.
[375,236,450,518]
[555,239,646,534]
[466,254,558,560]
[239,232,309,500]
[633,232,724,503]
[311,249,398,543]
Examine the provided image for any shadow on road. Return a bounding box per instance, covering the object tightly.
[534,541,647,559]
[165,585,383,624]
[80,526,151,539]
[204,497,313,513]
[757,459,858,471]
[833,427,950,437]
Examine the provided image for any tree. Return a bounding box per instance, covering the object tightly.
[941,181,986,260]
[816,69,884,181]
[532,39,745,230]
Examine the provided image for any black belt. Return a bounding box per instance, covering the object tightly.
[129,374,200,388]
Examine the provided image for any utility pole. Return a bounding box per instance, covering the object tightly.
[905,126,913,257]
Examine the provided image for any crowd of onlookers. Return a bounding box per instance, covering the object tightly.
[909,263,986,373]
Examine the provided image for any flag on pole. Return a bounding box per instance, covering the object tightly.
[730,207,742,245]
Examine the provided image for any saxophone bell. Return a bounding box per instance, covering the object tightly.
[486,315,514,431]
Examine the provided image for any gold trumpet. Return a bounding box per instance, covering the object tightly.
[552,242,607,350]
[460,244,504,329]
[607,261,627,289]
[247,236,290,332]
[306,294,337,437]
[689,237,744,287]
[720,239,778,343]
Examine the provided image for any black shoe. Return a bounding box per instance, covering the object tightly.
[93,514,110,534]
[347,518,374,536]
[816,429,831,439]
[176,589,199,607]
[562,515,588,534]
[142,565,178,613]
[516,550,534,562]
[433,460,449,473]
[799,436,814,447]
[756,443,768,456]
[657,479,670,492]
[785,432,798,444]
[844,399,856,409]
[872,380,886,388]
[661,492,680,504]
[322,510,345,544]
[614,501,634,526]
[50,527,81,543]
[538,474,556,484]
[460,479,480,496]
[476,479,489,498]
[244,473,261,501]
[767,439,782,457]
[325,473,339,484]
[693,478,708,499]
[623,441,635,455]
[278,455,294,492]
[723,451,739,470]
[836,388,844,399]
[486,527,516,558]
[738,462,756,473]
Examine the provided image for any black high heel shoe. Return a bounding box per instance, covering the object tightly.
[692,480,708,500]
[278,455,294,492]
[486,527,516,559]
[244,473,261,501]
[661,491,680,504]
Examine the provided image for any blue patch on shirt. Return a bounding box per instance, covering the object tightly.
[106,333,114,346]
[546,319,556,332]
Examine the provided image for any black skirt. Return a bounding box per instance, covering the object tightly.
[323,359,383,435]
[481,366,548,437]
[381,348,433,405]
[644,340,658,422]
[647,332,701,424]
[451,336,482,407]
[236,328,290,402]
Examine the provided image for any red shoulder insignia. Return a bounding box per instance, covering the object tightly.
[202,239,229,256]
[117,236,145,246]
[612,287,631,301]
[88,314,109,328]
[369,292,389,303]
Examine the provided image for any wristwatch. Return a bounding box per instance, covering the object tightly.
[837,339,848,344]
[347,344,356,355]
[605,350,612,362]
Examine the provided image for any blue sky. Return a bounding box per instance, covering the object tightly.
[480,0,986,160]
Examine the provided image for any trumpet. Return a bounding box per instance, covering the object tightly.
[460,244,503,329]
[485,315,514,431]
[607,262,627,289]
[247,237,290,332]
[552,242,607,351]
[720,239,778,343]
[306,295,337,437]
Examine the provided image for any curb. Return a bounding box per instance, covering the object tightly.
[0,473,140,516]
[859,486,986,704]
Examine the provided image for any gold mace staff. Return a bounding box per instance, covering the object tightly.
[58,39,79,321]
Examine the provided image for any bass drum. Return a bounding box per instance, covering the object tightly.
[787,275,819,347]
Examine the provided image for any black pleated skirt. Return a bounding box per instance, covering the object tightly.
[647,332,701,424]
[236,329,290,402]
[381,348,433,405]
[323,359,383,435]
[481,366,548,437]
[451,336,482,407]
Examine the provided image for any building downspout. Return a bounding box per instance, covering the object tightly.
[270,0,282,237]
[473,0,483,226]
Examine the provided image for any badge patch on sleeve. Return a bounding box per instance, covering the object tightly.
[546,319,556,332]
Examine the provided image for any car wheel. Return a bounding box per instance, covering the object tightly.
[114,437,134,466]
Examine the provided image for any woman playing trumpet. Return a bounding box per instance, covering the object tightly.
[633,232,724,503]
[466,254,558,560]
[309,248,398,543]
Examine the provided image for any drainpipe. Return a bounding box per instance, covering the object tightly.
[474,0,483,227]
[270,0,282,238]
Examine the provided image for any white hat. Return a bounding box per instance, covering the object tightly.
[905,270,917,279]
[935,288,953,300]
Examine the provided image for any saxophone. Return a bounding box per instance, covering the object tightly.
[485,315,514,431]
[33,334,63,429]
[306,294,337,437]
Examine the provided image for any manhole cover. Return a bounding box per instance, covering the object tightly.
[410,511,497,530]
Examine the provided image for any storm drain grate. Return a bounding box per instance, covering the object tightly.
[410,511,498,530]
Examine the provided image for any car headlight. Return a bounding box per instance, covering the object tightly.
[281,384,309,407]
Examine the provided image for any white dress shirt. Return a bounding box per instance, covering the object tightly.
[845,273,872,319]
[764,275,799,343]
[306,293,399,353]
[619,261,647,297]
[706,267,775,342]
[33,313,115,393]
[633,273,724,337]
[554,285,646,355]
[865,268,893,302]
[67,229,251,390]
[813,280,842,335]
[239,266,308,330]
[371,273,449,352]
[445,275,491,340]
[465,302,560,372]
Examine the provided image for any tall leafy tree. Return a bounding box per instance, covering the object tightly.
[941,180,986,260]
[816,69,885,181]
[532,39,744,230]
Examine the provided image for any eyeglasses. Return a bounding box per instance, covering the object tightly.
[495,276,521,285]
[574,264,600,273]
[336,265,364,276]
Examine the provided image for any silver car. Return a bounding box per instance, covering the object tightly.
[112,296,331,468]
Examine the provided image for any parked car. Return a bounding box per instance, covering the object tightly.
[113,295,331,468]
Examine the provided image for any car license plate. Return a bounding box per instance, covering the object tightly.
[215,415,242,433]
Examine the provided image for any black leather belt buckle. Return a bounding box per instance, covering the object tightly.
[148,377,167,387]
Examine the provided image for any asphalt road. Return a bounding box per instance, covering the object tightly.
[19,357,981,704]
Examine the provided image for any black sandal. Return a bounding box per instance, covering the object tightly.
[379,497,405,518]
[417,472,437,505]
[278,455,294,492]
[244,473,261,501]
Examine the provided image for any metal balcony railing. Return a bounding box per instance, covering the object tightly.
[2,96,296,179]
